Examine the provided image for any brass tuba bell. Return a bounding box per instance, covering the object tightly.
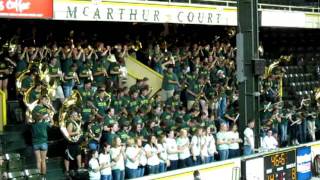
[59,90,83,143]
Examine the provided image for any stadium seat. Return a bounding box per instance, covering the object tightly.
[7,171,25,180]
[4,153,24,172]
[24,169,41,180]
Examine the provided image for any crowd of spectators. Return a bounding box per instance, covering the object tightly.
[0,24,319,180]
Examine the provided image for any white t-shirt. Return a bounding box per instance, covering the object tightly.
[207,135,217,156]
[191,135,202,156]
[138,147,147,166]
[166,138,179,161]
[157,143,168,163]
[228,131,240,150]
[200,135,211,157]
[216,131,229,150]
[88,158,101,180]
[176,137,191,160]
[262,136,278,150]
[98,153,112,175]
[144,144,160,166]
[110,147,125,170]
[244,127,254,149]
[125,146,139,169]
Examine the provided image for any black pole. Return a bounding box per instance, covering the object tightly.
[237,0,261,149]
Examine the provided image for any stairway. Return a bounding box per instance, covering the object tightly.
[125,56,163,97]
[1,123,65,180]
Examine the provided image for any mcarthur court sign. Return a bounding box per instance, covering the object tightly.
[53,0,237,25]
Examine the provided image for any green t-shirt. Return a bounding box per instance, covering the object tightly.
[186,83,201,101]
[93,61,107,86]
[165,97,182,109]
[79,87,94,102]
[31,121,50,145]
[104,115,115,126]
[89,122,102,139]
[118,130,130,142]
[111,96,123,113]
[29,89,41,103]
[16,59,28,74]
[104,132,118,145]
[126,99,139,115]
[32,104,48,121]
[21,76,33,90]
[79,66,92,84]
[81,105,92,123]
[162,72,178,91]
[61,58,73,74]
[48,64,61,85]
[63,70,76,86]
[94,97,108,116]
[108,62,120,82]
[138,95,149,107]
[186,74,197,85]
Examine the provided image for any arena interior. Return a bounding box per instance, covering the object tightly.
[1,0,320,180]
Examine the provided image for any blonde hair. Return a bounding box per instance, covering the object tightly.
[180,129,187,137]
[127,138,135,147]
[111,137,121,148]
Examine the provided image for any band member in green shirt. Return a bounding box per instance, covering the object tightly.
[161,65,179,101]
[48,58,64,102]
[64,111,82,174]
[30,96,53,177]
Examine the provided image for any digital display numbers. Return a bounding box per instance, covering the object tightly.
[264,149,296,180]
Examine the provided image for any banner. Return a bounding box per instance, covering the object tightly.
[53,0,237,25]
[0,0,53,18]
[261,10,305,28]
[297,146,312,180]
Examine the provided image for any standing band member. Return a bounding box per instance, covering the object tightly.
[64,111,82,175]
[31,96,53,179]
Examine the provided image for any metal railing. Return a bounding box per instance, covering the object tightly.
[105,0,320,13]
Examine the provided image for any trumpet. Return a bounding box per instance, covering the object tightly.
[87,69,93,81]
[57,69,64,81]
[73,72,80,84]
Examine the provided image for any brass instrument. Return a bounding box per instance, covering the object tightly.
[56,68,64,82]
[39,62,50,84]
[193,84,208,109]
[59,90,83,143]
[16,69,30,93]
[23,86,38,123]
[130,41,142,52]
[263,55,292,79]
[103,91,112,108]
[73,72,80,84]
[315,88,320,103]
[87,69,93,81]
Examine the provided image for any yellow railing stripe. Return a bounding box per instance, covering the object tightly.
[155,162,234,180]
[127,56,163,79]
[0,90,7,131]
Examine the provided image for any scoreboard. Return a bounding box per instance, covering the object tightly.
[264,149,297,180]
